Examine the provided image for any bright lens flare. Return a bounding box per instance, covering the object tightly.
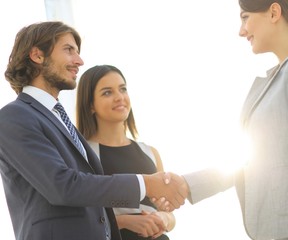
[216,130,252,175]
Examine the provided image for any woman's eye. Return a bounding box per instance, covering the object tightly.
[241,15,248,22]
[120,87,127,93]
[103,91,111,96]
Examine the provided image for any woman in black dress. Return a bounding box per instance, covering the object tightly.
[76,65,175,240]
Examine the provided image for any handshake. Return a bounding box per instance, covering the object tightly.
[143,172,189,212]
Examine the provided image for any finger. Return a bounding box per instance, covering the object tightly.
[152,230,165,239]
[169,191,186,209]
[151,197,165,204]
[157,204,170,212]
[148,223,160,237]
[163,172,172,184]
[151,197,166,210]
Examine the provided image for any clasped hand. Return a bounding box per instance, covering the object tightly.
[144,172,189,212]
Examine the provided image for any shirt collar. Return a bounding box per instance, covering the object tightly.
[22,86,58,111]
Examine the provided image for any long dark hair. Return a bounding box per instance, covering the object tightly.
[76,65,138,140]
[5,21,81,94]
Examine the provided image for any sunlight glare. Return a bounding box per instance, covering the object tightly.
[216,128,253,175]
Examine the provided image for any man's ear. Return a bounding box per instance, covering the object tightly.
[270,2,282,23]
[29,47,44,64]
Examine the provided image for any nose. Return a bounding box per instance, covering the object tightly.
[75,54,84,66]
[239,24,247,37]
[114,91,124,101]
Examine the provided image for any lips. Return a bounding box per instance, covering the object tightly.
[113,105,126,110]
[247,36,253,43]
[67,67,79,80]
[68,67,79,75]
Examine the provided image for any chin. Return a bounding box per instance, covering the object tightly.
[58,81,77,90]
[251,45,267,55]
[251,45,258,53]
[252,48,262,55]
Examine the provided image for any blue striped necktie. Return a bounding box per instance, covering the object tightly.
[54,102,86,158]
[54,102,110,239]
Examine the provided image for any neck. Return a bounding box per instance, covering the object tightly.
[89,122,130,147]
[272,22,288,63]
[30,76,59,99]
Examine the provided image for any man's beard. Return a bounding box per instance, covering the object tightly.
[42,58,76,91]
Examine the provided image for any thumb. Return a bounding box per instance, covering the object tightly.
[163,172,172,184]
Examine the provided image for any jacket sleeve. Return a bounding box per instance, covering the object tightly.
[0,101,140,209]
[183,168,235,204]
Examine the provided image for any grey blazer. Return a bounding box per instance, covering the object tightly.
[0,93,140,240]
[183,58,288,240]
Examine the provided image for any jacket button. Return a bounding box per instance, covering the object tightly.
[100,216,105,223]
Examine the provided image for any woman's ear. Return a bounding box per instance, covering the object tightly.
[90,104,95,114]
[29,47,44,64]
[270,2,282,23]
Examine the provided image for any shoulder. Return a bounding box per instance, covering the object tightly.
[136,142,154,160]
[136,142,164,171]
[0,97,33,123]
[87,141,100,157]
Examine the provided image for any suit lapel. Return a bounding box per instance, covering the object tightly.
[18,93,102,172]
[241,64,281,128]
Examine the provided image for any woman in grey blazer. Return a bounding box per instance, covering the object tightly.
[162,1,288,240]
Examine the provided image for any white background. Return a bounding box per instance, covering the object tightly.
[0,0,277,239]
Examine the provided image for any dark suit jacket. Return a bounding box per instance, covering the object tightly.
[0,93,140,240]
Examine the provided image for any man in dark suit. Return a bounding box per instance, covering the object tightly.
[0,21,188,240]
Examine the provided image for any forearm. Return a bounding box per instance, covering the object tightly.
[182,168,234,204]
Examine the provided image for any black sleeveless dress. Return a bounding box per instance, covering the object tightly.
[99,141,170,240]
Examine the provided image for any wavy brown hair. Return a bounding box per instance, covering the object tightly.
[76,65,138,140]
[5,21,81,94]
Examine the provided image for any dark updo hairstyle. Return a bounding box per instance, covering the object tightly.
[239,0,288,22]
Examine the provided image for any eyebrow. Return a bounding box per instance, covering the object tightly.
[63,43,79,54]
[99,83,127,91]
[99,87,111,92]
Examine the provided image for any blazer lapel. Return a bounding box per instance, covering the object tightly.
[241,64,281,128]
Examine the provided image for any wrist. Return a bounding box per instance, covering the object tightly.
[142,174,151,197]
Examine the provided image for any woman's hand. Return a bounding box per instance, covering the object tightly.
[116,211,166,238]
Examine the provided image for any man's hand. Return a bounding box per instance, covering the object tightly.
[143,172,189,211]
[150,172,190,211]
